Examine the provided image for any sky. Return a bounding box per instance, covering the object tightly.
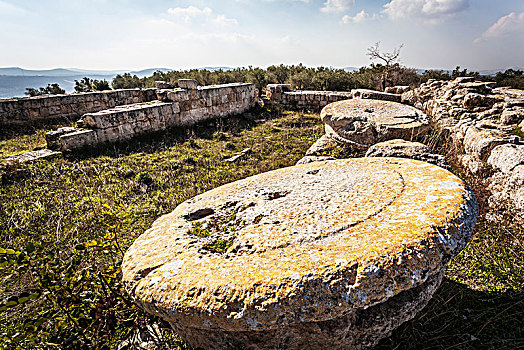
[0,0,523,71]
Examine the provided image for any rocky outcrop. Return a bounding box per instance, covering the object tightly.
[409,77,524,220]
[365,139,449,169]
[122,158,477,349]
[321,99,430,150]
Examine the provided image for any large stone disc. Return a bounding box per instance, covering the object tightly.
[321,99,430,149]
[122,158,476,335]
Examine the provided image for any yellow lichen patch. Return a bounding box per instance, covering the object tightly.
[122,157,477,332]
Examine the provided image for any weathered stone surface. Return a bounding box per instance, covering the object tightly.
[3,149,61,163]
[365,139,449,169]
[122,158,477,349]
[407,77,524,221]
[155,81,174,89]
[178,79,199,90]
[351,89,402,103]
[385,86,410,95]
[305,134,338,156]
[321,99,430,149]
[45,127,78,150]
[60,130,97,150]
[500,109,524,125]
[296,155,336,165]
[488,165,524,219]
[170,270,444,350]
[463,93,500,109]
[463,126,518,161]
[487,144,524,173]
[0,89,157,124]
[47,83,257,151]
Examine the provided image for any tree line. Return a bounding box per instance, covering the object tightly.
[24,65,524,97]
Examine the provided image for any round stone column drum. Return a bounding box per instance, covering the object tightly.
[321,99,430,150]
[122,158,477,349]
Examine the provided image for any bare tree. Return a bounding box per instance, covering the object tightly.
[367,42,403,91]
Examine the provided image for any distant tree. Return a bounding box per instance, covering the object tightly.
[75,77,112,92]
[494,69,524,89]
[74,77,94,92]
[451,66,479,79]
[367,42,403,91]
[24,83,66,97]
[111,73,143,89]
[419,69,452,83]
[92,79,110,91]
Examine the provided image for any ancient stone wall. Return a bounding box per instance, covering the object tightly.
[265,84,402,111]
[408,77,524,221]
[46,82,257,151]
[0,89,158,124]
[265,84,352,111]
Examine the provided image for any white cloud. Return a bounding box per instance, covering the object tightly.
[321,0,354,14]
[0,1,27,16]
[383,0,469,22]
[167,6,212,22]
[167,6,237,26]
[475,12,524,43]
[341,10,376,24]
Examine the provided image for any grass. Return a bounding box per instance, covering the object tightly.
[1,107,523,349]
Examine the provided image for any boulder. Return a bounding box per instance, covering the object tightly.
[487,144,524,173]
[463,126,518,161]
[500,109,524,125]
[365,139,449,169]
[122,158,477,350]
[462,93,499,109]
[321,99,430,150]
[305,134,339,156]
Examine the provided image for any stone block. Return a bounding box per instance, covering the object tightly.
[60,130,97,151]
[178,79,199,90]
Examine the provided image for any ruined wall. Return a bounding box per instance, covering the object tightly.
[0,89,158,124]
[265,84,401,111]
[408,77,524,221]
[265,84,352,111]
[46,82,257,151]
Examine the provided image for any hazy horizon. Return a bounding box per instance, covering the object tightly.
[1,1,523,72]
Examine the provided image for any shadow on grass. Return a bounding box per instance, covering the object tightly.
[377,278,524,350]
[65,107,283,161]
[0,118,74,141]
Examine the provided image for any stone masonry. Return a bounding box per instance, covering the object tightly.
[0,88,157,124]
[46,81,257,151]
[265,84,402,111]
